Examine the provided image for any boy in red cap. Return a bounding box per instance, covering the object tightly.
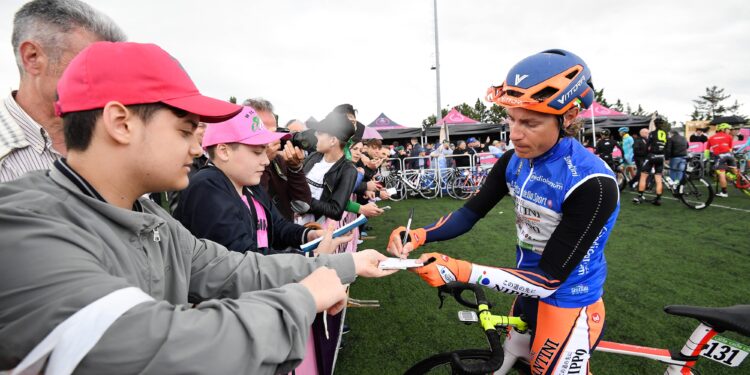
[0,42,394,374]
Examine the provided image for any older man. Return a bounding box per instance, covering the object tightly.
[0,0,125,182]
[244,98,312,220]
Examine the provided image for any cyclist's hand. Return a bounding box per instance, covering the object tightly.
[386,226,426,259]
[411,253,472,287]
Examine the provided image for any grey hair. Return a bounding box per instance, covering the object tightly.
[242,97,274,113]
[12,0,126,74]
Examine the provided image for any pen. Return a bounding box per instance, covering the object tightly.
[402,208,414,246]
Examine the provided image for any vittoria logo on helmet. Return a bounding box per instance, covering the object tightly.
[514,74,529,86]
[556,74,587,106]
[500,96,525,106]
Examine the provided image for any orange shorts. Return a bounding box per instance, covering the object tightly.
[515,298,606,375]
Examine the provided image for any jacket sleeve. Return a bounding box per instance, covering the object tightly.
[283,159,312,204]
[176,176,257,253]
[269,200,308,250]
[308,165,358,220]
[0,205,357,374]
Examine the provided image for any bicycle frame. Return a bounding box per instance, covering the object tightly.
[408,283,749,375]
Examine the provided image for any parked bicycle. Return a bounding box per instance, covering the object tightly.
[628,162,714,210]
[405,282,750,375]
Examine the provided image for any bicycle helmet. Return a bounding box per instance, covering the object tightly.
[618,127,629,134]
[486,49,594,115]
[716,123,732,131]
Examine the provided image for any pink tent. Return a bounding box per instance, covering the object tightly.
[367,113,407,130]
[362,126,383,140]
[437,108,479,125]
[578,102,627,118]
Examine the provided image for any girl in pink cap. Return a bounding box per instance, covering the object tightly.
[174,106,343,255]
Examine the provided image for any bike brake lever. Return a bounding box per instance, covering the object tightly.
[437,288,446,309]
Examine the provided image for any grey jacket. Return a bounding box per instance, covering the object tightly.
[0,167,357,374]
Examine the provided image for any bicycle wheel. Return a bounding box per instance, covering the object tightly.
[385,176,406,201]
[404,349,493,375]
[678,177,714,210]
[737,172,750,197]
[418,171,440,199]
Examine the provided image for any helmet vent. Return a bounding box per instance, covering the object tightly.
[531,86,558,101]
[565,69,579,79]
[505,89,523,98]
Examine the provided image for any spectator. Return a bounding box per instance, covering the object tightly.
[244,98,312,220]
[0,0,126,182]
[454,140,472,168]
[0,41,395,374]
[285,119,307,133]
[408,137,424,169]
[332,103,364,142]
[431,139,453,168]
[665,129,688,186]
[488,140,505,158]
[595,129,618,171]
[298,112,359,223]
[164,121,208,212]
[730,127,745,142]
[173,106,325,255]
[689,128,708,143]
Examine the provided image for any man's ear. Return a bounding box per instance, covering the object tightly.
[562,107,580,128]
[18,40,46,76]
[101,102,134,145]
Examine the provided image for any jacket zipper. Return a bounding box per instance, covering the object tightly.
[152,228,161,242]
[519,159,534,198]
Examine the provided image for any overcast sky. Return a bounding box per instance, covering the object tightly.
[1,0,748,127]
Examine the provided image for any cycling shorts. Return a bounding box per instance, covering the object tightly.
[640,154,665,174]
[714,153,737,170]
[511,297,605,375]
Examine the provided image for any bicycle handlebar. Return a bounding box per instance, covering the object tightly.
[437,282,505,375]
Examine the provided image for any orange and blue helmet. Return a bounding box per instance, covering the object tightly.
[486,49,595,115]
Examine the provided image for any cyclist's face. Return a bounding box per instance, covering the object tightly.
[507,108,559,159]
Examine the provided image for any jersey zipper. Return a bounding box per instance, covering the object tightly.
[152,227,161,242]
[519,159,534,198]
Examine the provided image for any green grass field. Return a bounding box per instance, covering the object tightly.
[336,188,750,374]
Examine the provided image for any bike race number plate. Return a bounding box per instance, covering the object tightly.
[700,335,750,367]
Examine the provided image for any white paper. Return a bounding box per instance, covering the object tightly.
[378,258,423,270]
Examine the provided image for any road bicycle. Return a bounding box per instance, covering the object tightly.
[629,161,714,210]
[446,166,490,200]
[405,282,749,375]
[706,154,750,198]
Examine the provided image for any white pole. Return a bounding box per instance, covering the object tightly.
[433,0,444,141]
[591,106,597,147]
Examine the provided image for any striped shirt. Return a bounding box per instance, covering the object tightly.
[0,92,62,182]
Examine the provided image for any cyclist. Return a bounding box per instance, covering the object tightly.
[595,129,618,171]
[633,118,668,206]
[618,127,636,180]
[387,49,620,375]
[708,123,737,197]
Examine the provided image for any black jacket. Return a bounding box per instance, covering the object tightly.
[303,152,358,220]
[173,165,309,254]
[633,137,648,157]
[665,134,688,158]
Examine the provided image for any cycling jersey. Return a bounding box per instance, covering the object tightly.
[621,134,634,164]
[419,137,620,308]
[647,130,667,155]
[708,132,733,155]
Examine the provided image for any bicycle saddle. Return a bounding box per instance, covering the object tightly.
[664,305,750,337]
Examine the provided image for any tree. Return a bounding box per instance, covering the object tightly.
[422,108,449,127]
[611,99,624,113]
[229,96,237,104]
[691,86,743,120]
[486,104,507,124]
[473,98,488,123]
[594,88,610,108]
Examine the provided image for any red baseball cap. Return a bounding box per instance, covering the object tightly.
[55,42,241,123]
[202,106,290,149]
